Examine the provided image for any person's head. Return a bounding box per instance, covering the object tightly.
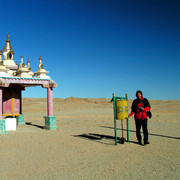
[136,90,143,99]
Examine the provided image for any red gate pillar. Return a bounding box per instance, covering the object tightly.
[44,87,57,130]
[0,87,7,134]
[47,87,53,116]
[0,87,2,119]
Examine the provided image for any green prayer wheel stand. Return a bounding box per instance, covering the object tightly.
[111,93,129,145]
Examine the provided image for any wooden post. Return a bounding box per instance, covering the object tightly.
[112,93,118,145]
[0,87,2,119]
[20,89,22,114]
[47,87,53,116]
[0,87,7,134]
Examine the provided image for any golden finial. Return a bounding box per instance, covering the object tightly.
[27,58,31,70]
[6,34,10,42]
[38,55,43,69]
[20,53,24,64]
[28,58,30,67]
[39,56,42,63]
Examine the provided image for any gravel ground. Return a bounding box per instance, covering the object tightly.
[0,98,179,180]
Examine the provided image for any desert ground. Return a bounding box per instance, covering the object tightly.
[0,97,180,180]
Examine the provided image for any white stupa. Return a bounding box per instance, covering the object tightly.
[0,52,11,77]
[34,56,50,79]
[1,35,18,76]
[27,59,34,78]
[16,54,29,78]
[1,35,51,79]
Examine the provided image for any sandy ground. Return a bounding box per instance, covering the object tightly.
[0,97,180,180]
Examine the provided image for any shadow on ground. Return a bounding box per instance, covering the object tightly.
[26,122,44,129]
[100,126,180,140]
[73,124,180,146]
[73,133,126,145]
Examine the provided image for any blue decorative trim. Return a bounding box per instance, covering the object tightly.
[0,76,50,81]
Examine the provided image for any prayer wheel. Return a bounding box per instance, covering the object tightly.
[116,100,128,120]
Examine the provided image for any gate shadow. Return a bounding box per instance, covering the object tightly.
[26,122,44,129]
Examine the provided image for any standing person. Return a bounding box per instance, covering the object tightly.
[129,90,151,145]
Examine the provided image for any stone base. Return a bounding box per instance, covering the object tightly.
[16,114,25,125]
[44,116,57,130]
[0,119,7,134]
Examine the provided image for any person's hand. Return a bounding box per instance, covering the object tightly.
[128,112,133,117]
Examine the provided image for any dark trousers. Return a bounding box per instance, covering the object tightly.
[135,119,148,142]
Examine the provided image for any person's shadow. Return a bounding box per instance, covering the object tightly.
[99,125,180,140]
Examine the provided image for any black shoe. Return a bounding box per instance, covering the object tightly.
[144,140,150,145]
[138,141,142,145]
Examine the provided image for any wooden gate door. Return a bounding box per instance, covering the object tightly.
[3,88,21,116]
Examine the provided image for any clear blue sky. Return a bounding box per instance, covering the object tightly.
[0,0,179,100]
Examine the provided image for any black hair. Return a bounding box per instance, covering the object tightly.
[136,90,143,97]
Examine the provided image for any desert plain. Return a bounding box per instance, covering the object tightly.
[0,97,180,179]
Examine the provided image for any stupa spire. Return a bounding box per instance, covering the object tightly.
[0,35,17,75]
[1,35,13,53]
[21,53,23,63]
[19,53,26,68]
[27,58,31,70]
[39,55,42,63]
[38,55,43,69]
[27,58,34,77]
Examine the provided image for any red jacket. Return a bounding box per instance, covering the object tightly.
[129,97,151,120]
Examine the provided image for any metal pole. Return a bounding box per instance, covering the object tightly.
[113,93,117,145]
[126,93,129,142]
[121,119,125,144]
[127,118,129,142]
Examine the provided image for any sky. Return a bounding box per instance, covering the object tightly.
[0,0,179,100]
